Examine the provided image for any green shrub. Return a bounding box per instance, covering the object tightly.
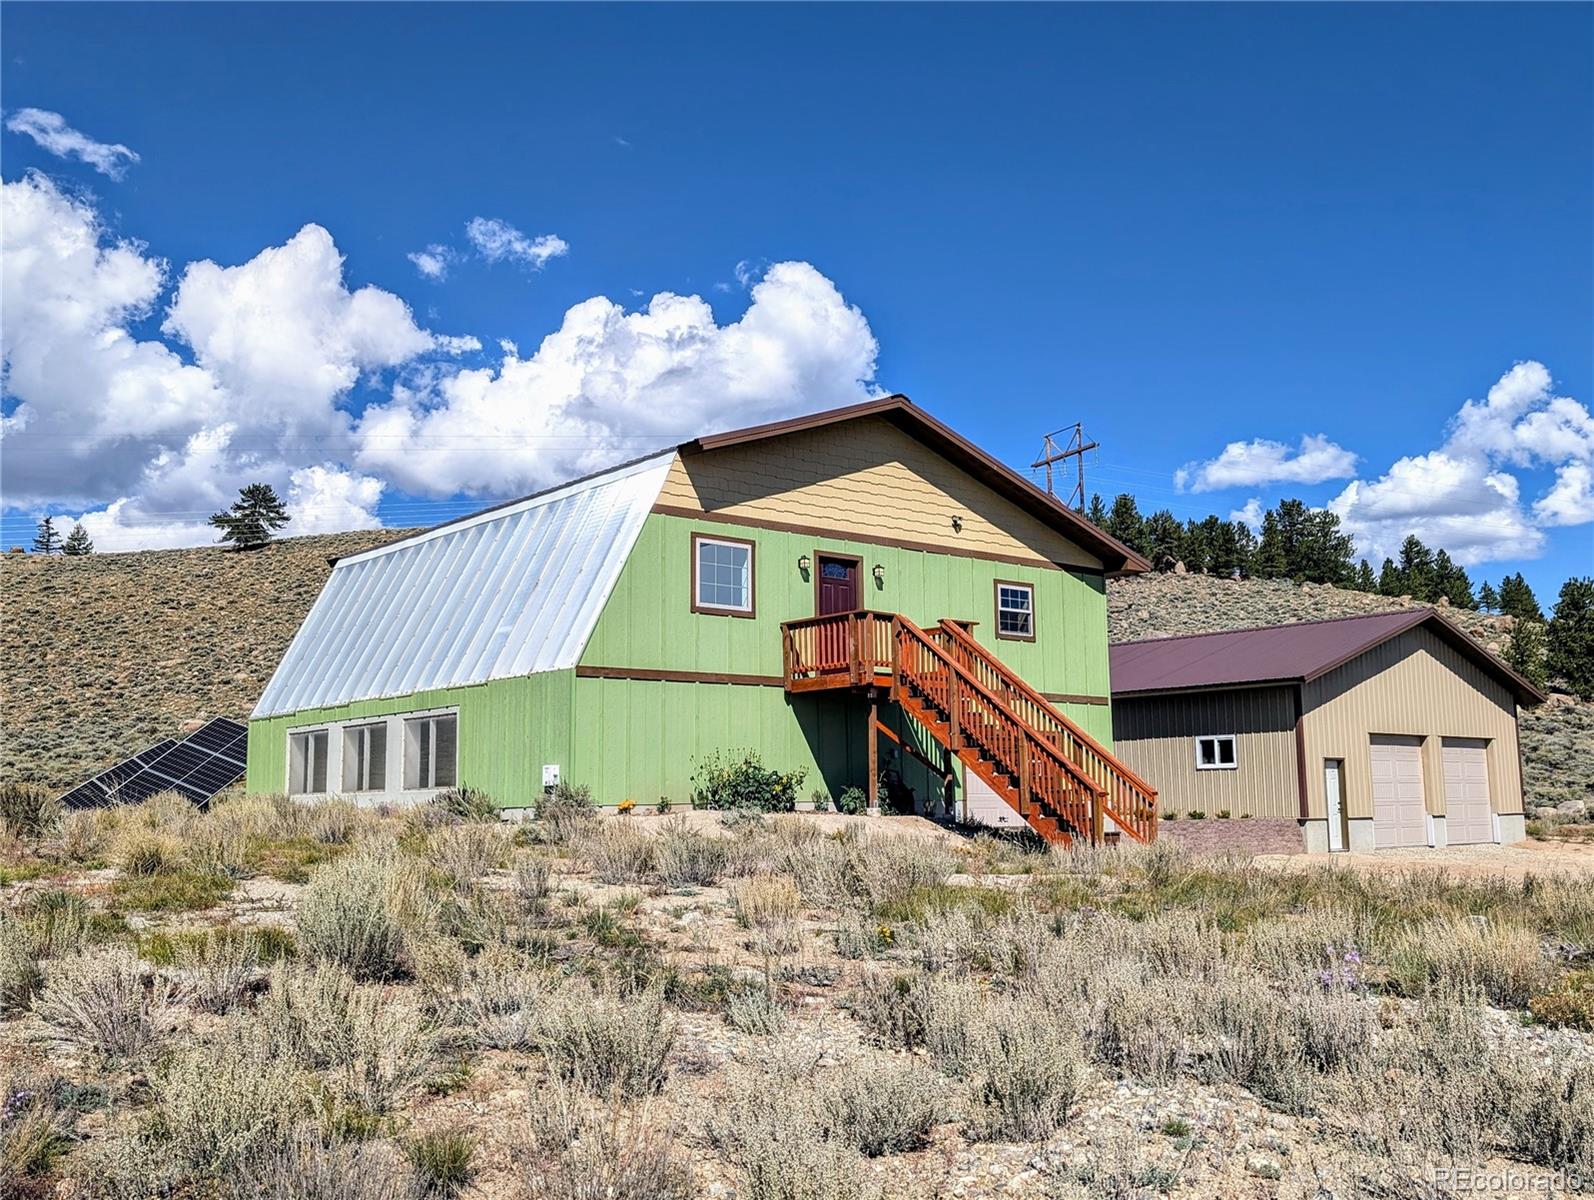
[1530,969,1594,1030]
[405,1129,474,1198]
[534,781,598,844]
[835,787,868,816]
[110,867,234,913]
[580,820,656,884]
[818,1054,940,1156]
[0,781,60,839]
[653,818,727,887]
[296,852,410,980]
[691,750,807,813]
[429,786,498,823]
[964,1005,1087,1141]
[726,987,787,1036]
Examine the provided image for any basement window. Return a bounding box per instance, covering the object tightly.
[1195,735,1237,771]
[995,582,1035,640]
[692,533,755,616]
[404,714,457,790]
[288,729,329,795]
[341,722,388,793]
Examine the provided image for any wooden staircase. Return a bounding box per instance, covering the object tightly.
[781,611,1158,846]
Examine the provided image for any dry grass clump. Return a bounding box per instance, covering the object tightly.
[34,948,172,1062]
[653,818,728,887]
[513,854,554,912]
[426,822,512,890]
[963,1003,1088,1141]
[448,946,554,1051]
[0,890,99,1015]
[731,872,802,954]
[1384,915,1557,1008]
[166,928,263,1013]
[1,1074,72,1193]
[536,983,677,1098]
[520,1103,694,1200]
[405,1127,475,1198]
[849,969,985,1075]
[148,1028,304,1180]
[0,781,61,840]
[244,1131,422,1200]
[816,1053,942,1156]
[579,820,656,885]
[297,850,417,980]
[726,987,787,1036]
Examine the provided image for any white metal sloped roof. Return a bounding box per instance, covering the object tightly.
[252,451,676,719]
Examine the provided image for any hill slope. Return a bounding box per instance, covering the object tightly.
[2,537,1588,811]
[0,531,406,789]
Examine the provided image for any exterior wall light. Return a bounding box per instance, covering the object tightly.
[872,563,886,585]
[797,554,812,573]
[951,515,964,532]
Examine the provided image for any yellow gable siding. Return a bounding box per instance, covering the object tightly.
[657,416,1103,569]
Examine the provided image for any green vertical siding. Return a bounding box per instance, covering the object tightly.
[582,512,1111,699]
[246,670,575,806]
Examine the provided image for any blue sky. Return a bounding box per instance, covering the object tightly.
[2,3,1590,596]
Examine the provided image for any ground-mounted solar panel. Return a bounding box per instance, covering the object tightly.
[56,718,247,810]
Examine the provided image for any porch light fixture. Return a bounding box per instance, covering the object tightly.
[951,515,964,532]
[872,563,885,585]
[797,554,812,573]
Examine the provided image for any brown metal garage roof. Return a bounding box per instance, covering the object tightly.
[1109,609,1545,704]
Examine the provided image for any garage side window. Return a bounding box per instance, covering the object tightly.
[692,533,754,616]
[995,581,1035,641]
[289,729,329,794]
[405,714,457,790]
[341,722,388,792]
[1195,734,1237,770]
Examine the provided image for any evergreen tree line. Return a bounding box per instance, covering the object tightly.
[27,483,293,557]
[1086,491,1593,699]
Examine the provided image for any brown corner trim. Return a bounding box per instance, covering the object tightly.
[576,665,786,688]
[1042,692,1111,707]
[1292,687,1311,821]
[653,504,1088,573]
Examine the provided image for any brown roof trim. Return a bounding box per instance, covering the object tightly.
[681,395,1151,576]
[1299,608,1547,705]
[1112,608,1546,706]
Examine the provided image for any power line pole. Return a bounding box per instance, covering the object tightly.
[1031,423,1098,511]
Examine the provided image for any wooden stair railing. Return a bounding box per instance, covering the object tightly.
[889,614,1106,845]
[928,620,1159,843]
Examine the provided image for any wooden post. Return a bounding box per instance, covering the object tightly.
[866,693,881,816]
[947,670,961,749]
[1017,736,1032,818]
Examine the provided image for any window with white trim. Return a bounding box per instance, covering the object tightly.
[404,714,457,790]
[995,582,1035,640]
[341,722,388,792]
[1195,735,1237,771]
[288,729,329,795]
[693,535,753,614]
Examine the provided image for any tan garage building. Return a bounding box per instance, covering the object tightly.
[1109,610,1544,852]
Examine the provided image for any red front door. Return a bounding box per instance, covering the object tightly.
[816,555,861,615]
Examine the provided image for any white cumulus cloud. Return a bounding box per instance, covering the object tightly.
[1176,434,1358,493]
[407,244,455,280]
[355,261,880,497]
[464,218,569,269]
[1329,362,1592,565]
[4,108,140,178]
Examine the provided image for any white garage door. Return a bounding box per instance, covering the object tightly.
[1370,735,1426,849]
[1442,738,1493,845]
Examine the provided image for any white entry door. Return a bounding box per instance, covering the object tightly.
[1324,759,1346,852]
[1370,735,1426,849]
[1442,738,1493,845]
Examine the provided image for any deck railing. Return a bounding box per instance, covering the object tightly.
[781,610,896,691]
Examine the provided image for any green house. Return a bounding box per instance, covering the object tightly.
[247,397,1158,843]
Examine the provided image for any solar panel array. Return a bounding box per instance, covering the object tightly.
[58,718,248,810]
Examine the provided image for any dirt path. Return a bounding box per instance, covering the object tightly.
[1254,837,1594,879]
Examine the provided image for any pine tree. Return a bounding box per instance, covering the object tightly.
[1432,549,1474,609]
[1497,573,1543,623]
[61,523,94,556]
[209,483,290,549]
[1104,494,1147,557]
[1506,618,1549,690]
[1378,558,1403,596]
[1231,522,1257,578]
[1209,520,1242,578]
[1396,535,1436,602]
[1478,581,1499,612]
[1142,510,1185,571]
[1296,509,1355,585]
[1086,493,1108,528]
[31,516,63,554]
[1547,577,1594,700]
[1353,559,1378,593]
[1252,510,1287,579]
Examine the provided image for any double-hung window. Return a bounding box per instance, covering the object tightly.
[404,714,457,790]
[995,582,1035,641]
[1195,735,1237,770]
[342,722,388,792]
[288,729,329,795]
[692,534,754,616]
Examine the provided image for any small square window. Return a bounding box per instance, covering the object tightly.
[995,582,1035,640]
[342,722,388,792]
[692,534,754,615]
[405,714,457,790]
[288,729,329,795]
[1196,735,1238,770]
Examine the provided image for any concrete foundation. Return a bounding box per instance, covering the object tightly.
[1346,817,1377,852]
[1497,813,1526,845]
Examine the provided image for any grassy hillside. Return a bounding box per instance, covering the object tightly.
[0,531,408,789]
[2,536,1588,813]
